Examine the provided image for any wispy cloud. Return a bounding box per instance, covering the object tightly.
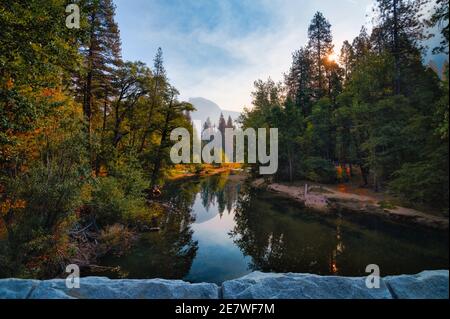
[115,0,375,111]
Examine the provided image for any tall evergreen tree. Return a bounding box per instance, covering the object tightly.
[428,0,449,54]
[138,47,168,153]
[373,0,427,93]
[307,12,334,99]
[340,40,355,83]
[218,113,227,148]
[353,27,372,61]
[286,48,313,115]
[324,60,344,105]
[78,0,122,141]
[226,116,234,129]
[150,87,193,186]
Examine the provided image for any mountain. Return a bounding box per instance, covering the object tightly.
[188,97,241,127]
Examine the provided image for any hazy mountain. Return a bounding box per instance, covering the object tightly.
[188,97,241,127]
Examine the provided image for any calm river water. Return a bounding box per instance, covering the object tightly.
[97,174,449,284]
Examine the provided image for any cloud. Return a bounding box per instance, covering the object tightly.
[115,0,374,112]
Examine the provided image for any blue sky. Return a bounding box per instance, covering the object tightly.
[114,0,445,112]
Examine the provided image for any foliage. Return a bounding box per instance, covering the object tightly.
[89,174,147,227]
[0,0,195,278]
[98,224,136,256]
[301,157,336,183]
[240,4,449,210]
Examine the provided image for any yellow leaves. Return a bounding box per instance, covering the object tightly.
[80,183,93,203]
[0,198,26,216]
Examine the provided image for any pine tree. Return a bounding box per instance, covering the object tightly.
[352,27,372,61]
[202,117,213,142]
[286,48,313,115]
[373,0,427,94]
[340,40,355,83]
[428,0,449,54]
[307,12,334,99]
[79,0,122,139]
[226,116,234,129]
[324,60,344,105]
[138,47,168,152]
[218,112,227,147]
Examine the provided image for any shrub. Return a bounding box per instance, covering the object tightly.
[89,161,149,227]
[98,224,136,256]
[301,157,337,184]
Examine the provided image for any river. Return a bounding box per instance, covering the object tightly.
[96,173,449,284]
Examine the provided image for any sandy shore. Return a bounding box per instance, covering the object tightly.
[252,179,449,230]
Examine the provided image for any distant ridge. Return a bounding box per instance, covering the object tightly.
[188,97,241,126]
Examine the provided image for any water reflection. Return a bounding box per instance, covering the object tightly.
[165,174,249,283]
[98,174,449,283]
[99,198,198,279]
[231,188,448,276]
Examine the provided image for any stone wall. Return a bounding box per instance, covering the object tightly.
[0,270,448,299]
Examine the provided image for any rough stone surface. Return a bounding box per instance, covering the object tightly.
[0,279,39,299]
[222,272,393,299]
[0,270,448,299]
[2,277,219,299]
[384,270,449,299]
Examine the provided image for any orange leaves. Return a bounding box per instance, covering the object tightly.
[336,165,343,178]
[41,87,55,97]
[0,198,26,216]
[97,165,108,177]
[6,78,14,89]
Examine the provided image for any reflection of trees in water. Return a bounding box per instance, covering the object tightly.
[232,188,450,276]
[198,175,240,216]
[149,175,240,278]
[103,182,201,279]
[230,188,345,275]
[103,202,198,280]
[164,175,238,214]
[151,205,198,279]
[163,180,201,212]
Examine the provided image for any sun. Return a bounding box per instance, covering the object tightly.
[326,53,339,63]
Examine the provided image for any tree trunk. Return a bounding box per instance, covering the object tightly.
[139,76,161,153]
[288,154,293,182]
[150,94,174,187]
[393,0,401,94]
[360,164,369,187]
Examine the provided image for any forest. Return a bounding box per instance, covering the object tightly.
[0,0,448,279]
[240,0,449,210]
[0,0,196,278]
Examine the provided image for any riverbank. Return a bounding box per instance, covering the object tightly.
[167,164,245,182]
[252,179,449,230]
[1,270,447,299]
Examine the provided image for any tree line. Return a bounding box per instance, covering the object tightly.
[240,0,449,210]
[0,0,193,277]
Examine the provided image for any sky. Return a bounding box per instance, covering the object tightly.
[114,0,444,112]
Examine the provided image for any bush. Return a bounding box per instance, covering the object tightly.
[89,161,149,227]
[98,224,136,256]
[301,157,337,184]
[388,155,449,210]
[0,110,88,278]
